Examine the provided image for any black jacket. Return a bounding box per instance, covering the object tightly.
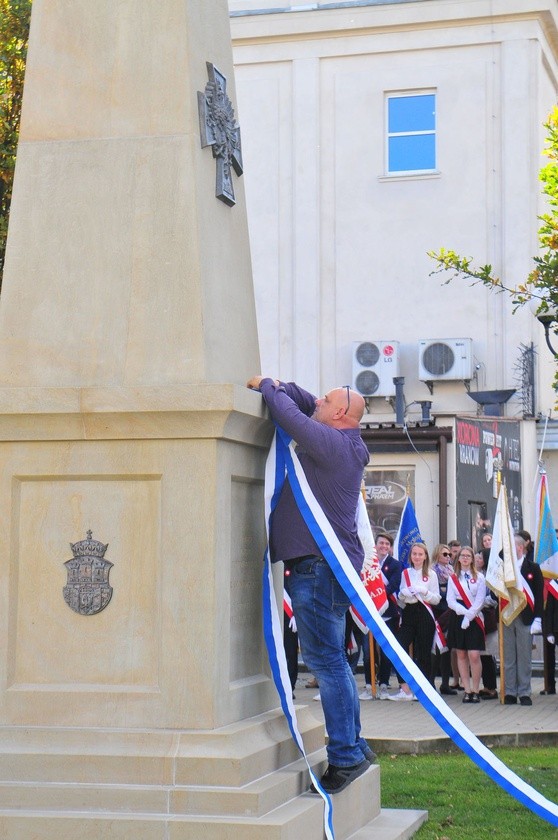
[543,582,558,636]
[519,557,544,626]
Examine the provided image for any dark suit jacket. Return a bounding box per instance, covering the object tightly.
[519,556,544,625]
[543,582,558,636]
[380,554,402,623]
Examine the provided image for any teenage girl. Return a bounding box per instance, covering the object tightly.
[446,545,487,703]
[388,542,440,701]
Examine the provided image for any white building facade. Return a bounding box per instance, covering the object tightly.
[229,0,558,549]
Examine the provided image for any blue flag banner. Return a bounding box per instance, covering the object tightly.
[535,471,558,579]
[262,428,558,835]
[393,495,421,568]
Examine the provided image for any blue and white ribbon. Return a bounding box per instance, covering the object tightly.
[262,427,558,835]
[262,429,335,838]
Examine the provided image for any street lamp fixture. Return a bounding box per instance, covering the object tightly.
[530,299,558,358]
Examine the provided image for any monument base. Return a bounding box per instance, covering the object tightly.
[0,386,426,837]
[0,712,426,839]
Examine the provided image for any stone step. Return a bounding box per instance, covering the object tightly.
[0,719,427,839]
[0,710,324,787]
[0,805,427,840]
[0,750,331,817]
[0,769,425,840]
[349,808,428,839]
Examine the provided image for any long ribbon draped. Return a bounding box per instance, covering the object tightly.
[262,429,335,839]
[261,427,558,834]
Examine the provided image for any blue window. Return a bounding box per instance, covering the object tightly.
[386,92,436,174]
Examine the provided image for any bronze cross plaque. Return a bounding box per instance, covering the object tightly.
[198,62,243,206]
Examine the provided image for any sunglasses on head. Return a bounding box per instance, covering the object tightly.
[342,385,351,415]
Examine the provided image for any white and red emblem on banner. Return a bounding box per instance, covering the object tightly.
[350,554,388,632]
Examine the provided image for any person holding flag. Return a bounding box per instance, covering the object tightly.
[534,469,558,694]
[542,577,558,695]
[357,531,400,700]
[247,376,373,794]
[501,534,544,705]
[486,487,544,706]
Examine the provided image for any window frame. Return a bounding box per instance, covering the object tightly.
[385,89,437,177]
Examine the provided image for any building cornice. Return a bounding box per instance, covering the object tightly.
[231,0,435,16]
[230,1,558,57]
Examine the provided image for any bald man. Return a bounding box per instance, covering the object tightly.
[247,377,373,794]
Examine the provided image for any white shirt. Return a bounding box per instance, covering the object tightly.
[398,567,441,607]
[447,571,486,617]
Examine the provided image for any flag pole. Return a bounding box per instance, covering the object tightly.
[360,480,377,698]
[494,469,506,703]
[542,632,549,694]
[504,598,506,705]
[369,633,376,697]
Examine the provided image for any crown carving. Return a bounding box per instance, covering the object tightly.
[70,530,108,558]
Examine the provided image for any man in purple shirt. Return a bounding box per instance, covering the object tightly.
[247,376,373,794]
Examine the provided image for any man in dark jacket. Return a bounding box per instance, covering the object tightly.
[502,534,544,705]
[541,578,558,695]
[247,377,373,794]
[360,532,401,700]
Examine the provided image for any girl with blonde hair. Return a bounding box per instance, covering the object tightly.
[446,545,487,703]
[388,542,441,701]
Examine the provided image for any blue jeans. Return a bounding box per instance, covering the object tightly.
[289,555,368,767]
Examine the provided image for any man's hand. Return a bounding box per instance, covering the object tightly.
[246,376,280,390]
[246,376,265,390]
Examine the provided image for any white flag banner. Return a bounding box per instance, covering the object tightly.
[486,485,526,625]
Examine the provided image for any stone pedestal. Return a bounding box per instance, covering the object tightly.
[0,1,425,836]
[0,387,426,838]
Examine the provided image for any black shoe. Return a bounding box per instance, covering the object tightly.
[519,695,533,706]
[462,693,473,704]
[450,683,465,691]
[470,692,481,703]
[361,745,377,764]
[503,695,517,705]
[310,759,370,795]
[440,685,458,696]
[540,688,556,695]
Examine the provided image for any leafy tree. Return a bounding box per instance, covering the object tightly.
[0,0,32,290]
[428,108,558,375]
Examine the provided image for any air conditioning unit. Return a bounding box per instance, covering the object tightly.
[352,341,400,397]
[418,338,473,381]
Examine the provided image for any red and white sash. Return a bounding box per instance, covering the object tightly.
[450,573,485,636]
[403,569,447,652]
[521,575,535,611]
[381,567,399,607]
[283,589,293,620]
[547,579,558,602]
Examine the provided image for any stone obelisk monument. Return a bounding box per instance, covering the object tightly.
[0,1,422,837]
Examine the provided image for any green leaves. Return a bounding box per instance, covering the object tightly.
[429,108,558,392]
[0,0,32,287]
[427,248,496,288]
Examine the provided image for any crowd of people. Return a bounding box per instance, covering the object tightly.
[303,530,551,707]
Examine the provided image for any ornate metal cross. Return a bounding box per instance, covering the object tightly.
[198,62,243,207]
